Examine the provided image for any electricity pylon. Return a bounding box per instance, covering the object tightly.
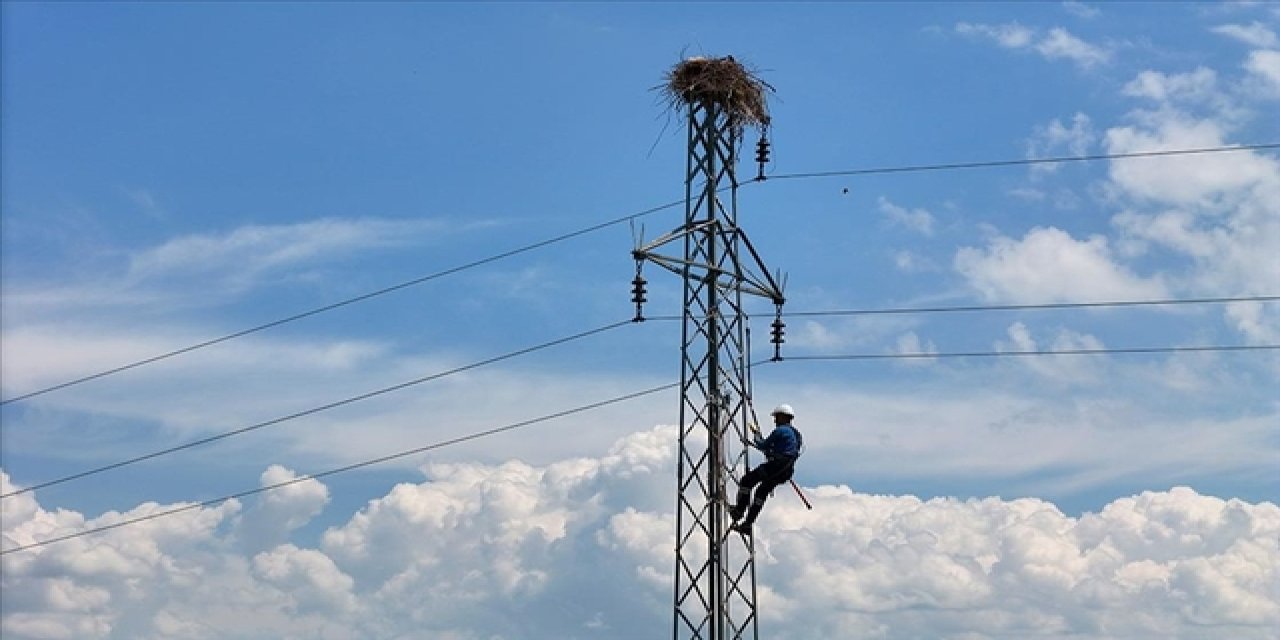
[631,60,786,640]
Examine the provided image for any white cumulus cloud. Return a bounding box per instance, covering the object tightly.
[252,544,356,614]
[1244,49,1280,96]
[954,226,1167,303]
[956,22,1110,69]
[1102,95,1280,340]
[127,217,442,289]
[1104,108,1274,206]
[1028,112,1096,176]
[1037,27,1110,68]
[234,465,330,554]
[4,429,1279,639]
[1123,67,1220,104]
[1063,1,1101,19]
[877,196,936,236]
[997,321,1106,384]
[890,331,938,365]
[1212,21,1279,48]
[955,21,1035,49]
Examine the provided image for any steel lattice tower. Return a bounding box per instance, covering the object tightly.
[632,60,786,640]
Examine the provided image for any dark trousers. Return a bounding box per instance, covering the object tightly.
[734,457,795,525]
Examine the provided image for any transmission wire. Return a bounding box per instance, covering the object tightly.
[642,294,1280,322]
[0,200,684,406]
[7,294,1269,499]
[783,294,1280,318]
[6,294,1274,499]
[8,141,1277,406]
[5,338,1277,554]
[765,142,1280,181]
[0,380,680,555]
[0,320,633,499]
[2,357,785,552]
[786,344,1280,362]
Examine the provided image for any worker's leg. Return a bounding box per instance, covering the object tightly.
[740,460,794,527]
[732,465,767,520]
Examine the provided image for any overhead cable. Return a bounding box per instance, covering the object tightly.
[0,320,633,499]
[5,338,1278,553]
[783,294,1280,318]
[5,337,1274,552]
[786,344,1280,362]
[6,295,1274,498]
[643,294,1280,322]
[0,200,684,406]
[766,142,1280,181]
[9,142,1276,406]
[0,380,679,555]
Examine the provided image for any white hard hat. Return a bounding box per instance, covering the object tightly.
[771,404,795,418]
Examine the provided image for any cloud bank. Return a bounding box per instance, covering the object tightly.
[3,426,1277,639]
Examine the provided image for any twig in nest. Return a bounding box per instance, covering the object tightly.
[661,55,773,131]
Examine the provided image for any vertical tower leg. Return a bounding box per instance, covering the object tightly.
[670,99,758,640]
[634,56,784,640]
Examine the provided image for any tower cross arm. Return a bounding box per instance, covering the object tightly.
[734,229,786,305]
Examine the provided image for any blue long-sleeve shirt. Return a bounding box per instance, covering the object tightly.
[754,423,801,460]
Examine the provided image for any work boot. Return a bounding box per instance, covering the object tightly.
[730,521,753,536]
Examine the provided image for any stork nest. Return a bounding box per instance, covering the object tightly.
[662,56,772,129]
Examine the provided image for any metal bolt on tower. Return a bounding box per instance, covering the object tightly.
[633,57,786,640]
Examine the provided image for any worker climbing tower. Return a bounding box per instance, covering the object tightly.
[631,56,787,640]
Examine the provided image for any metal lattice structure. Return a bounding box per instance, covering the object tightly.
[632,84,785,640]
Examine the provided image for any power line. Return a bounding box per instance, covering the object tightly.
[786,344,1280,362]
[643,294,1280,322]
[0,320,633,500]
[783,294,1280,318]
[5,339,1277,553]
[0,380,679,555]
[0,200,685,406]
[6,295,1273,498]
[5,337,1277,553]
[766,142,1280,181]
[8,143,1276,406]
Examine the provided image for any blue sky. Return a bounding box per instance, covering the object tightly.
[3,3,1279,639]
